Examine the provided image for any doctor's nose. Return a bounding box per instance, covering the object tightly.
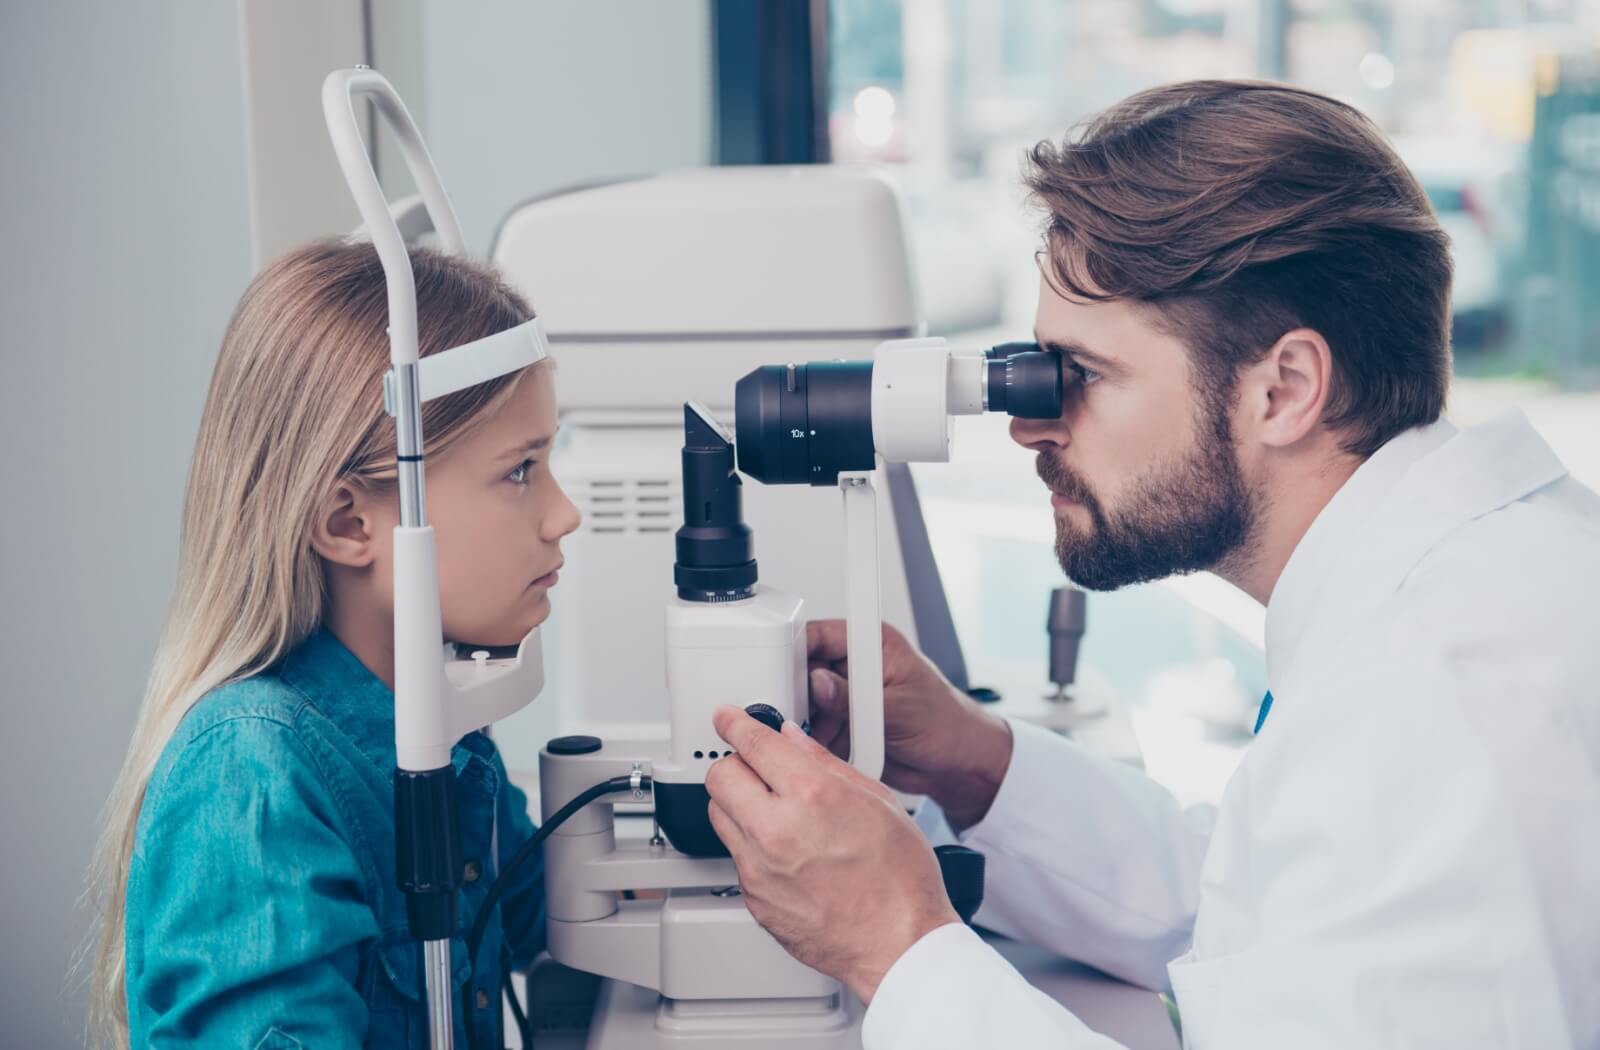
[1010,411,1069,451]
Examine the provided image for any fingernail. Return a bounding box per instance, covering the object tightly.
[809,668,835,703]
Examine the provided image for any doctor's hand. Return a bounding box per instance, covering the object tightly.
[806,620,1013,831]
[704,705,961,1004]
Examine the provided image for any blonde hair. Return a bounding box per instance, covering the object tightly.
[82,239,536,1048]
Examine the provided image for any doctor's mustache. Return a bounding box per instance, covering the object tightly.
[1036,452,1101,512]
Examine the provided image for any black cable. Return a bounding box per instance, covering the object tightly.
[502,943,532,1049]
[462,773,648,1050]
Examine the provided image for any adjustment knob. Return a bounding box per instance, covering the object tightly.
[1047,586,1088,689]
[743,703,785,732]
[934,844,986,924]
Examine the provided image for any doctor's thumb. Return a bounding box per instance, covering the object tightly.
[809,667,850,716]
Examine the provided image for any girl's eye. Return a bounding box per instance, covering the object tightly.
[508,458,537,484]
[1068,359,1101,386]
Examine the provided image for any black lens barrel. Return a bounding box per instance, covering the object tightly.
[735,362,874,486]
[733,344,1062,488]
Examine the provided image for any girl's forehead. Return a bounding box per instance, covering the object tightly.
[473,367,558,443]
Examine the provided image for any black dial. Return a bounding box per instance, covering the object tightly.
[743,703,785,732]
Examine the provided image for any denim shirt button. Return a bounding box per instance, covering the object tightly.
[475,988,491,1010]
[463,860,481,883]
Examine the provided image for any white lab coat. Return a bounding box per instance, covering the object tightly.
[864,411,1600,1049]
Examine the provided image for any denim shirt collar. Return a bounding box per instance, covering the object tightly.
[276,627,499,788]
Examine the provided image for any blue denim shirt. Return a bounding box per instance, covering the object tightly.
[126,628,546,1048]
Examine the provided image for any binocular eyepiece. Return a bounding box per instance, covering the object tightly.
[735,340,1062,486]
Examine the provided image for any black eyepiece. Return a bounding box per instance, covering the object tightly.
[985,342,1063,420]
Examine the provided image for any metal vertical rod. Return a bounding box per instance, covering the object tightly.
[424,938,454,1048]
[393,361,427,527]
[395,363,449,1047]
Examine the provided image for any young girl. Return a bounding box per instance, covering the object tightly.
[85,239,581,1048]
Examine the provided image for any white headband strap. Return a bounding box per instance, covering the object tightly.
[384,316,550,414]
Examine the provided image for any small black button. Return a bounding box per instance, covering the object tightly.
[966,686,1002,704]
[934,844,986,924]
[743,703,784,732]
[547,734,602,755]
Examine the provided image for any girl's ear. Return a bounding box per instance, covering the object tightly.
[310,481,378,568]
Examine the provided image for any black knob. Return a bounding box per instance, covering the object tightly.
[547,734,603,756]
[744,703,784,732]
[934,844,985,924]
[1047,587,1088,688]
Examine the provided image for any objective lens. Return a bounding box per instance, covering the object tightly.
[734,362,875,486]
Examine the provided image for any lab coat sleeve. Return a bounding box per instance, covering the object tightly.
[128,716,375,1047]
[862,922,1130,1050]
[917,720,1212,991]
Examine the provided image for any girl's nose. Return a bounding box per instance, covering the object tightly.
[542,479,582,541]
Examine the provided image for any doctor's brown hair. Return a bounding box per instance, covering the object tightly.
[1025,80,1452,457]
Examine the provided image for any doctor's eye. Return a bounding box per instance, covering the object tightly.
[507,458,538,485]
[1066,359,1102,387]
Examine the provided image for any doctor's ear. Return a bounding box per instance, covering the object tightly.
[310,480,379,568]
[1236,327,1335,450]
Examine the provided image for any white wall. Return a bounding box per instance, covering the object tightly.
[414,0,714,256]
[238,0,368,266]
[0,3,254,1046]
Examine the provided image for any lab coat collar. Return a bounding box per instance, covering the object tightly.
[1263,409,1568,701]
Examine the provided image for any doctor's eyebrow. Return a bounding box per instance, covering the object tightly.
[1031,331,1122,374]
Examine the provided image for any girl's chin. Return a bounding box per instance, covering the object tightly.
[448,596,551,650]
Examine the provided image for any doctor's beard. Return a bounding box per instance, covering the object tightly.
[1037,402,1259,591]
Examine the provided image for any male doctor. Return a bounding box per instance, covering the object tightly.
[704,80,1600,1047]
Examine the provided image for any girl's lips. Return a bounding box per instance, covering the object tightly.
[531,568,560,589]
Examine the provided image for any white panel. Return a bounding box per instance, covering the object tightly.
[493,168,917,338]
[238,0,367,267]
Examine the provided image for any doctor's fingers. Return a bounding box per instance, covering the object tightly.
[805,619,910,672]
[706,798,753,859]
[808,667,852,724]
[782,721,898,805]
[805,712,851,762]
[805,619,850,664]
[712,705,816,794]
[703,752,774,826]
